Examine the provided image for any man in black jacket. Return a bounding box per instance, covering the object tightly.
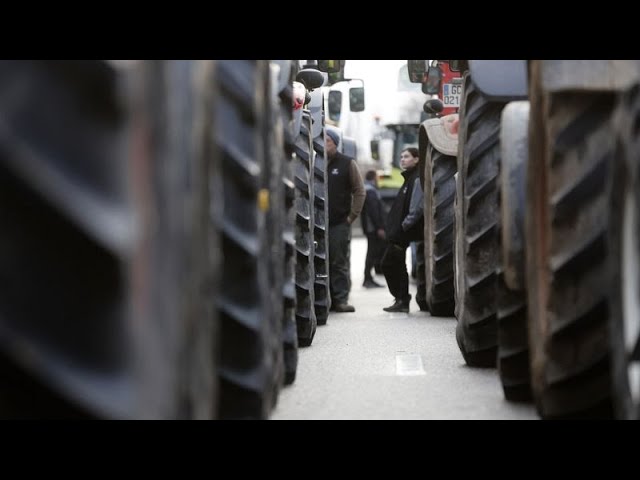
[326,128,365,313]
[381,147,424,313]
[361,170,386,288]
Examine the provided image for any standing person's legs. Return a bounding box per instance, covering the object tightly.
[381,243,410,301]
[328,222,352,306]
[372,236,386,273]
[364,235,384,287]
[364,234,376,282]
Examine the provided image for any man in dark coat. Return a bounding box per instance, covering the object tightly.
[361,170,386,288]
[381,147,425,313]
[326,128,365,313]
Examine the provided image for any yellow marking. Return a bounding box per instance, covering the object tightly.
[258,189,270,212]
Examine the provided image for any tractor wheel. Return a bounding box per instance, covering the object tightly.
[608,84,640,419]
[454,73,505,367]
[293,111,317,347]
[497,101,531,402]
[277,63,299,385]
[313,133,330,326]
[526,60,615,418]
[0,60,138,418]
[0,60,220,419]
[424,143,456,316]
[215,60,278,419]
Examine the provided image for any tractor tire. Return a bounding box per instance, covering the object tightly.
[278,65,298,386]
[136,60,219,419]
[294,111,317,347]
[424,143,456,316]
[454,73,505,367]
[263,62,286,407]
[609,84,640,419]
[497,101,531,402]
[0,60,219,419]
[0,60,137,418]
[313,133,331,326]
[526,60,615,418]
[215,60,277,419]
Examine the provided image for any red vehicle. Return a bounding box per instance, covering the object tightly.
[430,60,462,116]
[417,60,462,117]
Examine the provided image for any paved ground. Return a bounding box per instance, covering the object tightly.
[271,236,538,420]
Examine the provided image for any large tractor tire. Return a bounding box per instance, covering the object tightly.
[262,62,287,407]
[454,73,505,367]
[133,60,219,419]
[526,61,615,418]
[294,110,317,347]
[0,60,219,419]
[497,101,531,402]
[215,60,279,419]
[0,60,139,418]
[609,84,640,419]
[423,142,456,316]
[277,63,298,386]
[313,133,331,326]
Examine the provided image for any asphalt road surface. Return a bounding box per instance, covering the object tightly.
[271,236,538,420]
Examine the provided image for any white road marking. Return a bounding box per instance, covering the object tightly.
[395,354,426,376]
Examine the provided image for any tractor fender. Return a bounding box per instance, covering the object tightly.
[539,60,640,93]
[423,114,459,156]
[468,60,528,101]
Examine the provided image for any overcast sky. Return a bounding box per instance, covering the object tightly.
[343,60,408,119]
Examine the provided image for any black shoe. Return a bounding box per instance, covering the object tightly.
[363,279,384,288]
[383,298,410,313]
[333,303,355,313]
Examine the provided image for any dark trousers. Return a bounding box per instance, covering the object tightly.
[329,222,351,304]
[381,242,410,302]
[364,234,386,281]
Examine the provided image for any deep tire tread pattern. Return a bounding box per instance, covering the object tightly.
[527,61,615,418]
[313,134,330,326]
[216,60,274,419]
[424,144,456,316]
[279,67,298,386]
[293,111,317,347]
[455,73,505,365]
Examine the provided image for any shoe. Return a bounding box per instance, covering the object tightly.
[363,279,384,288]
[417,300,429,312]
[383,298,410,313]
[333,303,355,313]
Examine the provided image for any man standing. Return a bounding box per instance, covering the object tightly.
[361,170,386,288]
[326,128,365,313]
[381,147,425,313]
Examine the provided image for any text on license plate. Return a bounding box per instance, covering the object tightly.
[442,83,461,108]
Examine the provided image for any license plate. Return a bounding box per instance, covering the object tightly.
[442,83,462,108]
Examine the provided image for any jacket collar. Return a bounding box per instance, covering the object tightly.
[401,166,417,179]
